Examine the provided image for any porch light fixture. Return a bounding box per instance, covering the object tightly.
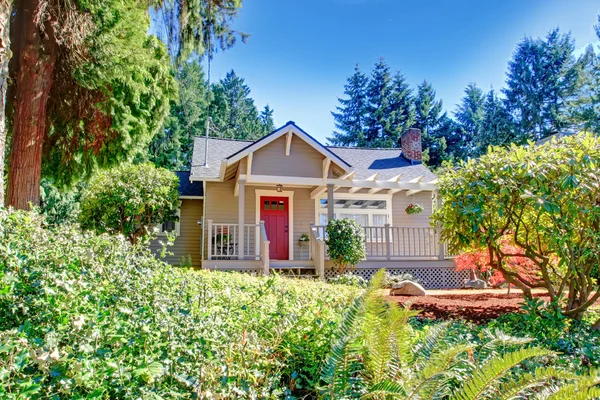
[276,184,283,192]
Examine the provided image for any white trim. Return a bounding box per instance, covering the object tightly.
[226,123,351,172]
[409,175,423,183]
[388,188,404,195]
[314,192,393,229]
[310,186,327,199]
[179,196,204,200]
[322,158,331,180]
[285,131,293,156]
[366,173,379,181]
[245,174,438,190]
[247,153,253,177]
[254,189,295,261]
[406,189,423,196]
[367,188,384,194]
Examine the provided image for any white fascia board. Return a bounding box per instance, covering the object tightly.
[245,174,438,191]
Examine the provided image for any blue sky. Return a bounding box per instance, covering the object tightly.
[207,0,600,143]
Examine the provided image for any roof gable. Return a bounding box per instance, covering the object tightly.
[225,121,352,170]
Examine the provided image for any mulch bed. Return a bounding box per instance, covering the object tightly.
[388,292,551,322]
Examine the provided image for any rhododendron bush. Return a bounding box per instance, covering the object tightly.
[433,133,600,320]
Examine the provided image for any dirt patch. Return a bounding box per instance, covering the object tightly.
[388,291,550,322]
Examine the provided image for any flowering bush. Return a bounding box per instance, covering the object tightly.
[328,272,367,288]
[326,218,366,274]
[405,203,424,215]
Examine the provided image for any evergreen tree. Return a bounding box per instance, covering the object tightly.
[365,59,393,147]
[414,80,445,166]
[503,28,579,141]
[5,0,245,209]
[570,26,600,135]
[260,105,275,134]
[453,82,485,159]
[384,71,414,147]
[148,61,208,170]
[432,112,461,162]
[329,64,369,146]
[475,89,514,155]
[211,70,267,140]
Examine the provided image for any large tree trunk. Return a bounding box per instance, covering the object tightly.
[0,0,11,207]
[5,0,56,209]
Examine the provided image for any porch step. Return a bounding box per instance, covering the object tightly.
[269,260,317,278]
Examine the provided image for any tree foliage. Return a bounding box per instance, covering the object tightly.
[434,134,600,319]
[79,163,179,244]
[325,218,366,274]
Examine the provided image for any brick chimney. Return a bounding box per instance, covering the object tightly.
[401,128,422,162]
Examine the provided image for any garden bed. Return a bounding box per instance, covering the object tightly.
[387,289,600,322]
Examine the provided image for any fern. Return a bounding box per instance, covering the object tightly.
[452,347,554,400]
[546,372,600,400]
[496,367,578,400]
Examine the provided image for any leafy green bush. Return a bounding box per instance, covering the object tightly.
[40,179,83,226]
[0,209,358,398]
[322,270,600,399]
[328,272,368,288]
[325,218,366,273]
[79,163,179,244]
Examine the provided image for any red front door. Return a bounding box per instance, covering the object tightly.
[260,196,289,260]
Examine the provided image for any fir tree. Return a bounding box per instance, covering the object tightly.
[260,105,275,134]
[475,89,514,155]
[329,64,369,146]
[504,28,578,141]
[453,82,485,159]
[384,71,414,147]
[211,70,267,140]
[148,61,208,170]
[414,80,445,166]
[365,59,393,147]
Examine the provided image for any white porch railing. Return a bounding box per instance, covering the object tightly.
[309,223,325,279]
[315,224,448,260]
[206,221,262,260]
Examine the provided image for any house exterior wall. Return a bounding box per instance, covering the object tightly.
[204,181,316,260]
[252,135,325,178]
[149,199,203,267]
[391,191,434,227]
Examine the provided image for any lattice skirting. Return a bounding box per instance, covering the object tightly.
[324,267,470,289]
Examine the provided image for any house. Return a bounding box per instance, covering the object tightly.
[153,121,468,289]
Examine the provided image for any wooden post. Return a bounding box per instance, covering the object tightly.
[385,223,391,261]
[327,183,334,222]
[238,179,245,260]
[435,191,445,260]
[207,219,213,260]
[260,220,269,275]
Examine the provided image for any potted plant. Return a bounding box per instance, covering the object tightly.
[405,203,424,215]
[299,233,310,247]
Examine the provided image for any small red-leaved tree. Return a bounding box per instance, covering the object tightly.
[455,237,546,288]
[434,133,600,320]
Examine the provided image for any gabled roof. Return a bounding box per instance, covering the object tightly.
[189,122,437,182]
[176,171,204,197]
[225,121,352,169]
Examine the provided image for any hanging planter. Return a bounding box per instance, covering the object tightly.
[405,203,424,215]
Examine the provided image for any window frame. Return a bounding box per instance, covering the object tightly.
[314,192,393,229]
[155,202,182,237]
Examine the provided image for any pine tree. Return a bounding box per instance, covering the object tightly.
[329,64,369,146]
[260,105,275,134]
[504,29,578,141]
[365,59,393,147]
[210,70,268,140]
[414,80,445,166]
[475,89,514,155]
[453,82,485,159]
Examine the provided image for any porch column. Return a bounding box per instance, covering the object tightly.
[435,190,445,260]
[327,183,334,221]
[238,179,246,260]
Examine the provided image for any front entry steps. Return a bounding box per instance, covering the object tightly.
[269,260,317,278]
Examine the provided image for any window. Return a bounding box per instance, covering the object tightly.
[316,196,392,228]
[156,206,181,236]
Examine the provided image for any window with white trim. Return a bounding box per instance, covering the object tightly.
[155,206,181,236]
[317,197,392,241]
